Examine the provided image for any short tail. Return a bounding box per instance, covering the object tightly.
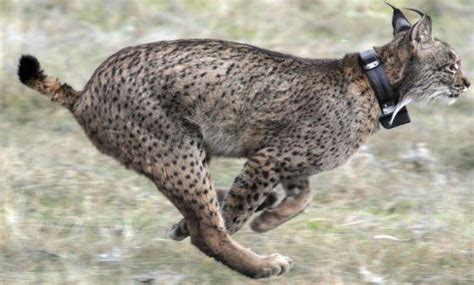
[18,55,80,109]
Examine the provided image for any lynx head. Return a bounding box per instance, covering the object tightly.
[379,3,470,110]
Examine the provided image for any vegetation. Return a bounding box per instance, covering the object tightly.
[1,0,472,283]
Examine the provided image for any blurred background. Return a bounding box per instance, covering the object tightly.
[1,0,473,284]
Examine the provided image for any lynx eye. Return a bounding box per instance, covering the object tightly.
[446,63,458,73]
[438,63,458,74]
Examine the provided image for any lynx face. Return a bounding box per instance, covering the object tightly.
[392,13,470,106]
[402,40,470,105]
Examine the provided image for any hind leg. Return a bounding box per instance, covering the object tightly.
[146,141,292,278]
[169,185,278,241]
[250,176,311,233]
[220,148,283,235]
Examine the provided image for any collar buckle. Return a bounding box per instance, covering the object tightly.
[363,60,380,71]
[381,103,396,115]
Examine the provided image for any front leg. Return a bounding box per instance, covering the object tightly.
[222,148,281,234]
[250,176,311,233]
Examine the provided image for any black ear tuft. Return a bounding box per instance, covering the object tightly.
[404,7,425,18]
[18,55,45,84]
[404,8,433,44]
[386,2,411,36]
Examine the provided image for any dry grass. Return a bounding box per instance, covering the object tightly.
[1,0,473,284]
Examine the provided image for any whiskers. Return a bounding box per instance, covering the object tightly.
[389,86,456,125]
[434,95,457,105]
[417,86,456,105]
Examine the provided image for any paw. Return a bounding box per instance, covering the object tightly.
[168,219,189,241]
[253,253,294,278]
[250,206,306,233]
[251,194,310,233]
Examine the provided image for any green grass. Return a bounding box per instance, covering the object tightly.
[1,0,473,284]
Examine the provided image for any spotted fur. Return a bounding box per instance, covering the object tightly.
[18,6,469,278]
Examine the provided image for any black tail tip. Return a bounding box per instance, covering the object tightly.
[18,55,45,84]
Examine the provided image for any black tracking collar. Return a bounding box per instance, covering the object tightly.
[358,48,410,129]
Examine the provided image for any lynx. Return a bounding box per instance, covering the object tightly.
[18,4,469,278]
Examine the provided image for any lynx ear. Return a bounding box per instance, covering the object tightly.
[386,2,411,36]
[406,8,433,44]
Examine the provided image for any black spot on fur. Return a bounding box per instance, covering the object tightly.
[18,55,45,84]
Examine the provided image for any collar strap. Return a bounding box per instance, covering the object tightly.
[358,48,410,129]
